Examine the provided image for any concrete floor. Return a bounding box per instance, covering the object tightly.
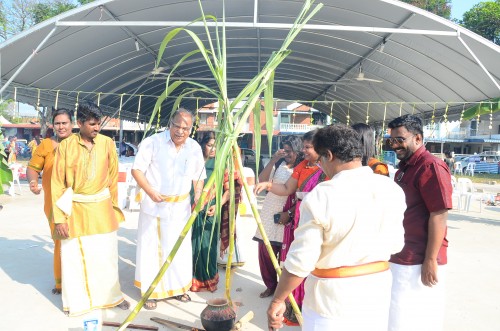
[0,180,499,331]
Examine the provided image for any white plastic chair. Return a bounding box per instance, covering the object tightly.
[453,161,462,175]
[457,178,482,212]
[8,163,23,195]
[464,162,475,176]
[450,176,462,211]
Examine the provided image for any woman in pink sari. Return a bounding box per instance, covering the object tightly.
[255,130,328,326]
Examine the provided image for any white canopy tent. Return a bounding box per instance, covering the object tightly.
[0,0,499,126]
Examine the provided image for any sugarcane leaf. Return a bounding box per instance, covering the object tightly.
[144,80,184,136]
[264,71,275,156]
[462,98,500,120]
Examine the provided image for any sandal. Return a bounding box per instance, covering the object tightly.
[52,288,62,295]
[259,288,275,298]
[117,300,130,310]
[173,293,191,302]
[143,299,157,310]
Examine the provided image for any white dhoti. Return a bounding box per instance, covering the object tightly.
[61,231,124,316]
[135,209,192,299]
[388,263,446,331]
[302,270,393,331]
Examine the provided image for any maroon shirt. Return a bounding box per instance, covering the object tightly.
[390,145,452,265]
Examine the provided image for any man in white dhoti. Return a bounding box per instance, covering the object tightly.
[132,109,206,310]
[267,124,406,331]
[51,101,129,316]
[387,115,452,331]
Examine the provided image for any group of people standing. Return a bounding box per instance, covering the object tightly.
[27,102,130,316]
[266,115,451,331]
[24,103,451,331]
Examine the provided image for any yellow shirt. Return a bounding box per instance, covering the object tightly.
[27,138,58,220]
[51,133,124,238]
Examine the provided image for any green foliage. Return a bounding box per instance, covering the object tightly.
[461,1,500,45]
[31,1,77,24]
[400,0,452,19]
[462,97,500,120]
[0,99,14,122]
[0,130,13,194]
[0,0,94,41]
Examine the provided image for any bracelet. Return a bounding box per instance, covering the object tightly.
[266,182,272,191]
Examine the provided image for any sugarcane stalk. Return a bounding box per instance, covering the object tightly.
[117,172,216,331]
[232,145,303,326]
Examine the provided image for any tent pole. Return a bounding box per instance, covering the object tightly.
[458,33,500,93]
[0,26,57,96]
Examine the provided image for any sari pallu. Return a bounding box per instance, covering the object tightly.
[191,158,219,292]
[281,168,326,320]
[281,169,326,262]
[219,170,243,256]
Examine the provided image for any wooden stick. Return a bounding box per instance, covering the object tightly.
[102,321,158,330]
[150,317,204,330]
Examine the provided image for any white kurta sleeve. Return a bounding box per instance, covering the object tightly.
[132,137,154,173]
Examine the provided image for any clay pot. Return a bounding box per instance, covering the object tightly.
[200,298,236,331]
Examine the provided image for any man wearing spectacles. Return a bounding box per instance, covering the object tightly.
[132,108,206,309]
[386,115,452,331]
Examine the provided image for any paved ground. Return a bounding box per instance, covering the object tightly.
[1,180,499,331]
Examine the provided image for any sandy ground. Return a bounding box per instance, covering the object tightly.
[1,180,499,331]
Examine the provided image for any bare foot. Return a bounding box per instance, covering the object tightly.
[259,288,275,298]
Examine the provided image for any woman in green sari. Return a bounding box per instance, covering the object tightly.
[191,132,219,292]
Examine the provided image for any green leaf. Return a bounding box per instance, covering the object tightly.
[462,98,500,120]
[143,80,184,138]
[264,71,275,155]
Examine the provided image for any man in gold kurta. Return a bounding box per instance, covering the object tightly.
[51,101,129,316]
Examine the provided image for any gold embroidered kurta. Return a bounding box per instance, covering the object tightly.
[51,133,124,239]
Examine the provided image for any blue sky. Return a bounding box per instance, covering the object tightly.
[451,0,483,19]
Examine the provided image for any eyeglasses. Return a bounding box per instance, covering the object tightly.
[170,122,192,133]
[386,135,414,146]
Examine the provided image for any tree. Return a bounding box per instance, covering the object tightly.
[30,0,77,25]
[7,0,36,33]
[37,105,52,138]
[461,1,500,45]
[0,0,94,41]
[400,0,452,19]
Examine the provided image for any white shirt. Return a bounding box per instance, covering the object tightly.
[284,166,406,316]
[132,131,206,217]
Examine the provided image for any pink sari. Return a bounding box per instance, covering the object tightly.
[281,168,326,309]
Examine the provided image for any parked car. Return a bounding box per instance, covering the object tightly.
[460,153,500,174]
[453,154,470,163]
[240,148,265,175]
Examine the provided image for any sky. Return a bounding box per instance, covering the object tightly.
[451,0,484,19]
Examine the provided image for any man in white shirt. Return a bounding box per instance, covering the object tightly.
[267,124,406,331]
[132,109,206,310]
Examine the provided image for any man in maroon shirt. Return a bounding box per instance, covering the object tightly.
[387,115,452,331]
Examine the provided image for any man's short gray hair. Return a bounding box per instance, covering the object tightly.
[170,108,195,126]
